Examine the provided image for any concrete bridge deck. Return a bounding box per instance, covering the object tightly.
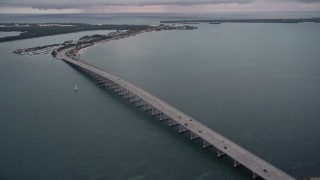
[57,47,295,180]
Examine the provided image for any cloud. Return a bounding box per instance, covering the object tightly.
[1,0,253,10]
[1,0,319,10]
[293,0,320,2]
[267,0,320,3]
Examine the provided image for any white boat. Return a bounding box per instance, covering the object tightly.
[75,84,79,91]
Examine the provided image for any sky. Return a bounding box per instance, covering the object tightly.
[0,0,320,14]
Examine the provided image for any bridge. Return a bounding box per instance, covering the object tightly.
[57,47,296,180]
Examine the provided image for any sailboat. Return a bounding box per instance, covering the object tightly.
[75,84,79,92]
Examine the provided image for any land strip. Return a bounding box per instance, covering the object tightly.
[12,24,197,56]
[0,23,149,42]
[160,17,320,24]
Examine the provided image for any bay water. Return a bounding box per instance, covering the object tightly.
[0,14,320,179]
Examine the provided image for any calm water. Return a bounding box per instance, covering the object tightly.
[1,12,320,24]
[0,31,22,38]
[1,14,320,179]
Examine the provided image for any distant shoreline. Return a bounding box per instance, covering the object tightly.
[3,17,320,42]
[160,17,320,24]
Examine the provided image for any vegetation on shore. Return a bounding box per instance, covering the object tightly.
[0,23,149,42]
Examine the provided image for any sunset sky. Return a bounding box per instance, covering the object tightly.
[0,0,320,14]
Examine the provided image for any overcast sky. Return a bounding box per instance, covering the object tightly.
[0,0,320,13]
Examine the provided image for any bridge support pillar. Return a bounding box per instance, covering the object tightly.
[233,160,240,168]
[144,106,154,112]
[168,119,179,127]
[203,140,211,148]
[108,84,117,90]
[124,94,134,100]
[136,102,146,107]
[159,114,170,121]
[118,91,127,96]
[131,97,141,103]
[106,82,115,87]
[178,125,188,133]
[190,132,199,140]
[217,150,225,157]
[152,111,161,116]
[98,79,107,84]
[252,172,258,179]
[114,86,123,93]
